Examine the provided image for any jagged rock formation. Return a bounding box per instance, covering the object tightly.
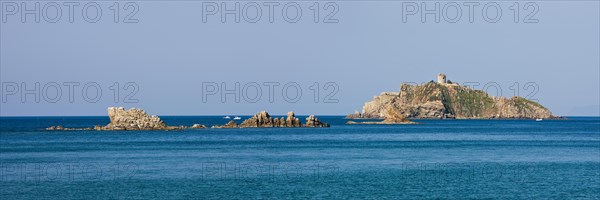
[47,107,196,131]
[283,112,302,127]
[212,120,238,128]
[238,111,274,127]
[93,107,177,130]
[215,111,329,128]
[238,111,301,128]
[349,75,556,119]
[305,115,330,127]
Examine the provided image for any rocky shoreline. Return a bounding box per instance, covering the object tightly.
[46,107,329,131]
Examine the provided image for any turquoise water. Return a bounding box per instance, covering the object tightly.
[1,116,599,199]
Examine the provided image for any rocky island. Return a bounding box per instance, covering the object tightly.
[348,74,557,119]
[94,107,192,130]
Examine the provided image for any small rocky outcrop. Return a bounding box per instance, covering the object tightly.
[239,111,274,127]
[215,111,329,128]
[212,120,238,128]
[46,125,65,130]
[238,111,300,128]
[93,107,182,130]
[346,110,362,118]
[46,107,208,131]
[191,124,207,129]
[305,115,330,127]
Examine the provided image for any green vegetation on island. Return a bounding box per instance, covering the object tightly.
[348,74,556,119]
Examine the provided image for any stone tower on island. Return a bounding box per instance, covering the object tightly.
[437,73,446,84]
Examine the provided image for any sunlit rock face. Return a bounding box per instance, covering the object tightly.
[223,111,330,128]
[349,74,555,119]
[96,107,175,130]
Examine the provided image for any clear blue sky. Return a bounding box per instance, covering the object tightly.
[1,1,599,116]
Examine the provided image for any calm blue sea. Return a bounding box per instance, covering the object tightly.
[1,116,599,199]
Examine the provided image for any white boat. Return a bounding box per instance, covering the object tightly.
[224,116,231,119]
[233,116,241,120]
[535,118,543,121]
